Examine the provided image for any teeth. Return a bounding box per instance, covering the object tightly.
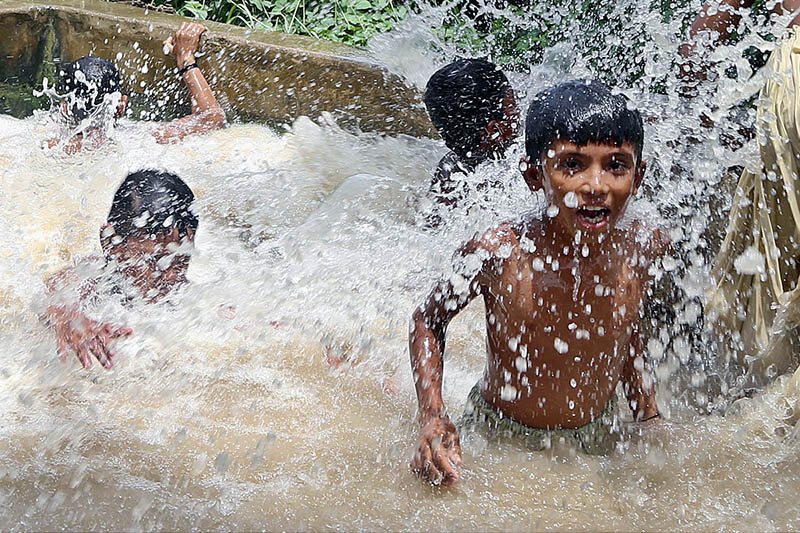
[581,206,605,212]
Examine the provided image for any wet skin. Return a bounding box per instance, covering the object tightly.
[45,227,193,369]
[429,89,521,209]
[105,228,193,303]
[48,22,224,153]
[410,140,665,486]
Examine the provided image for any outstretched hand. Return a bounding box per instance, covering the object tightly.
[163,22,207,69]
[51,307,132,369]
[411,416,462,487]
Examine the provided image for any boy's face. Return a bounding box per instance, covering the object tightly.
[102,225,193,302]
[478,89,520,157]
[525,139,645,243]
[59,94,128,122]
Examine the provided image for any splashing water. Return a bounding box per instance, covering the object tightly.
[2,0,800,529]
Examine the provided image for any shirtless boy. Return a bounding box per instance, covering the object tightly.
[43,169,198,369]
[409,80,664,486]
[424,59,519,208]
[51,22,224,153]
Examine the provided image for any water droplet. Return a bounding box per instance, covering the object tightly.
[501,384,518,401]
[564,191,578,208]
[546,204,560,218]
[554,338,569,354]
[594,284,604,296]
[734,246,765,275]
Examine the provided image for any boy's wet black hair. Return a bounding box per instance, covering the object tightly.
[525,80,644,165]
[107,170,198,241]
[424,58,511,161]
[57,56,121,122]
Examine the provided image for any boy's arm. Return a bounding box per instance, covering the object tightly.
[622,324,660,421]
[43,267,132,369]
[154,22,225,144]
[622,228,671,421]
[678,0,754,94]
[429,153,462,208]
[410,235,489,486]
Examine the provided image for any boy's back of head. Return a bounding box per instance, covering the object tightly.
[57,56,121,122]
[525,80,644,165]
[108,169,198,241]
[424,58,511,161]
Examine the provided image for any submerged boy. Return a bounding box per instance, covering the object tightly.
[409,80,665,486]
[423,59,519,208]
[43,169,198,369]
[50,22,224,153]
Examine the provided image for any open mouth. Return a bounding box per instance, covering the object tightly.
[576,205,610,229]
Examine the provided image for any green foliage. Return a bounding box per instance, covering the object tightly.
[120,0,774,83]
[144,0,411,47]
[434,0,698,74]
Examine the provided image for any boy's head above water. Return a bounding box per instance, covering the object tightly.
[101,169,198,301]
[522,80,645,239]
[424,58,519,162]
[57,56,127,124]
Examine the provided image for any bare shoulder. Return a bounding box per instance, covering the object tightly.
[627,221,671,261]
[468,221,528,255]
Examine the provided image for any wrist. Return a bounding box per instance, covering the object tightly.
[177,52,195,69]
[419,405,447,425]
[640,411,661,422]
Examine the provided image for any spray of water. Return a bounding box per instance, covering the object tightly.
[2,0,800,529]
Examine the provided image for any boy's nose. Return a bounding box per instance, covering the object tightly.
[579,170,610,197]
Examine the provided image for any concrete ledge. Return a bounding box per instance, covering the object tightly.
[0,0,435,137]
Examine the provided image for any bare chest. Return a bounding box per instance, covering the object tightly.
[482,255,644,360]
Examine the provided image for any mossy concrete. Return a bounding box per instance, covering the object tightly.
[0,0,435,136]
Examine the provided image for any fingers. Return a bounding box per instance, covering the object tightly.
[431,442,460,486]
[411,437,460,486]
[89,338,113,369]
[411,445,442,485]
[76,344,92,369]
[57,339,69,362]
[63,325,129,370]
[176,22,205,38]
[443,432,463,467]
[109,325,133,338]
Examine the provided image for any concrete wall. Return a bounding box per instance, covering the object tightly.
[0,0,435,137]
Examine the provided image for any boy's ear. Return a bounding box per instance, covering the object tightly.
[520,156,544,192]
[479,120,501,152]
[116,94,129,119]
[484,116,518,148]
[633,160,646,195]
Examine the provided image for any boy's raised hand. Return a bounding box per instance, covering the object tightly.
[156,21,224,143]
[411,415,462,486]
[50,306,132,369]
[163,22,207,69]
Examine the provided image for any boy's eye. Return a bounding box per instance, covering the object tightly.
[609,159,630,172]
[562,158,581,171]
